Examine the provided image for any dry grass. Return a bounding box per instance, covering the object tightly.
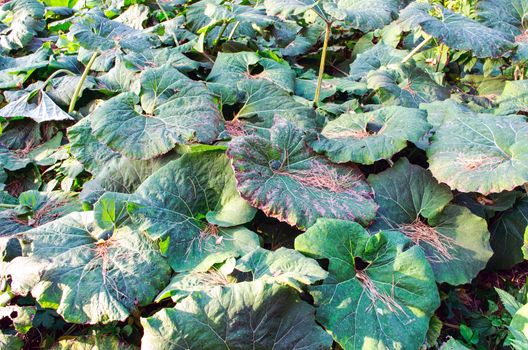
[399,219,459,263]
[225,120,248,137]
[456,154,504,171]
[355,270,407,315]
[516,31,528,44]
[323,129,373,139]
[279,162,363,194]
[13,140,36,159]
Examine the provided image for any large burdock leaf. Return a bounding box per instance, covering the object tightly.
[207,51,295,104]
[0,46,50,89]
[227,117,377,229]
[141,281,333,350]
[0,0,45,53]
[0,190,82,260]
[0,132,64,171]
[18,211,171,324]
[50,331,137,349]
[0,92,74,123]
[295,218,440,350]
[478,0,528,38]
[307,106,430,165]
[128,150,258,272]
[322,0,403,31]
[235,247,328,290]
[265,0,403,31]
[489,197,528,269]
[368,159,493,284]
[398,2,515,58]
[349,43,408,81]
[427,111,528,194]
[69,10,159,52]
[367,64,450,108]
[496,80,528,115]
[91,65,223,160]
[157,246,327,301]
[230,79,317,137]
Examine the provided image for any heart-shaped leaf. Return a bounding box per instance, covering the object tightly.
[295,218,440,350]
[227,116,377,229]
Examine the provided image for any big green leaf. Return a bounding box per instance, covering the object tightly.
[235,246,328,290]
[91,65,223,160]
[265,0,403,31]
[128,150,258,272]
[0,190,82,261]
[489,197,528,269]
[18,211,171,324]
[427,111,528,194]
[496,80,528,115]
[295,218,440,350]
[231,79,317,136]
[368,159,493,285]
[207,51,295,104]
[69,10,159,52]
[157,246,327,301]
[0,92,74,123]
[227,117,377,229]
[0,46,50,89]
[399,2,515,58]
[141,281,333,350]
[307,106,430,165]
[349,43,408,81]
[0,132,64,171]
[478,0,528,38]
[0,0,45,53]
[367,64,450,108]
[50,331,137,349]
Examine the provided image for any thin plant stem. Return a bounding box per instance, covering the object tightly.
[156,0,170,22]
[402,35,434,63]
[26,69,76,101]
[68,51,98,113]
[313,21,332,107]
[0,203,17,209]
[227,21,240,41]
[214,22,229,48]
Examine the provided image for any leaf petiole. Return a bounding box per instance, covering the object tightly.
[68,51,98,113]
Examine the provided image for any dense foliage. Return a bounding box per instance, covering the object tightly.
[1,0,528,348]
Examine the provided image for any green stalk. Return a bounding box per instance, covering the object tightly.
[68,51,98,113]
[227,21,240,41]
[156,0,170,21]
[313,21,332,107]
[0,203,17,209]
[214,22,229,48]
[402,35,433,64]
[28,69,76,100]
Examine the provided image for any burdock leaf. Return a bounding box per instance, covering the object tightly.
[367,64,450,108]
[349,43,408,81]
[489,197,528,269]
[91,65,223,160]
[427,111,528,194]
[141,281,333,350]
[19,211,171,324]
[399,2,515,58]
[295,218,440,350]
[307,106,430,165]
[496,80,528,115]
[235,247,328,290]
[227,116,378,229]
[368,159,493,285]
[128,150,258,272]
